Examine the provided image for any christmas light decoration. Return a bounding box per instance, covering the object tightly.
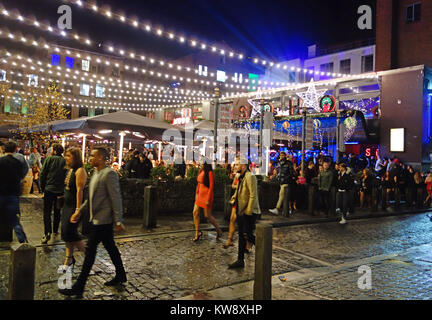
[296,79,327,112]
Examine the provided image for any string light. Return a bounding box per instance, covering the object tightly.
[60,0,245,60]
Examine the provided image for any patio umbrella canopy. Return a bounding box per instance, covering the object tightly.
[0,124,17,138]
[49,111,183,140]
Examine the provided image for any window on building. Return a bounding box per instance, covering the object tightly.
[340,59,351,74]
[0,70,6,81]
[11,69,24,91]
[111,67,119,77]
[64,84,73,94]
[97,64,105,75]
[406,3,421,23]
[96,84,105,98]
[361,55,374,72]
[51,54,61,66]
[233,72,243,83]
[65,56,75,69]
[80,83,90,96]
[82,59,90,72]
[319,63,334,79]
[198,65,208,76]
[288,71,296,83]
[320,62,334,73]
[27,75,38,87]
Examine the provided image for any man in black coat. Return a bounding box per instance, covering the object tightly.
[269,151,296,216]
[336,163,354,224]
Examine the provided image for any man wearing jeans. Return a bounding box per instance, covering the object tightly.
[39,143,66,244]
[59,147,126,298]
[228,157,261,269]
[0,142,28,243]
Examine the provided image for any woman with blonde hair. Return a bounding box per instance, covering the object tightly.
[61,148,88,269]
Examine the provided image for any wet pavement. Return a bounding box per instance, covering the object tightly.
[1,196,432,300]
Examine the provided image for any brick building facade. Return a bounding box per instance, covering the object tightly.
[376,0,432,71]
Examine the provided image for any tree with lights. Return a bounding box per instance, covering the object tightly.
[15,81,69,141]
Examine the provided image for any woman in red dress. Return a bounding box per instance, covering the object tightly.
[192,162,222,241]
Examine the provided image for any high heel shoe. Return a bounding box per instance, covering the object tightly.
[192,231,203,242]
[64,256,76,270]
[216,229,223,240]
[222,238,234,249]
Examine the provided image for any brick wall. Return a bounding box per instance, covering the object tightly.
[376,0,432,70]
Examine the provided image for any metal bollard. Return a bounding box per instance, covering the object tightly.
[143,186,158,229]
[8,243,36,300]
[0,212,13,242]
[253,223,272,300]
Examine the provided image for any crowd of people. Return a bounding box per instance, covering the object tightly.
[267,151,432,224]
[3,137,432,297]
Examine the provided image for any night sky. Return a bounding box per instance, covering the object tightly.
[1,0,376,65]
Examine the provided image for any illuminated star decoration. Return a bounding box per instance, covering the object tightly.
[248,88,263,118]
[296,79,327,113]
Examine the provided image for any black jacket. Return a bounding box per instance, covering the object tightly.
[276,159,296,185]
[40,155,66,194]
[136,158,153,179]
[337,171,354,191]
[0,155,24,196]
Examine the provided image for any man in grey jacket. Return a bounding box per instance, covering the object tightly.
[59,147,126,298]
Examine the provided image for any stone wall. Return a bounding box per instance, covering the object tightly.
[120,178,281,217]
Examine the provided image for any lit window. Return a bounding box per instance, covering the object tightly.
[198,65,208,76]
[82,59,90,72]
[0,69,6,81]
[216,70,226,82]
[28,75,38,87]
[51,54,60,66]
[65,56,75,69]
[80,83,90,96]
[96,84,105,98]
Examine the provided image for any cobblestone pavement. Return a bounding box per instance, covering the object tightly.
[2,201,432,300]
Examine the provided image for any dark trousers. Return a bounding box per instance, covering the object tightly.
[237,214,258,261]
[337,191,350,218]
[43,191,61,236]
[319,190,331,216]
[75,223,126,290]
[0,195,27,243]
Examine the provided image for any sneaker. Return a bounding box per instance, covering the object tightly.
[269,208,280,215]
[41,234,51,244]
[339,217,347,225]
[228,260,245,269]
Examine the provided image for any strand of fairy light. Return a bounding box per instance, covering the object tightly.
[0,50,216,99]
[0,6,251,88]
[59,0,245,60]
[3,88,179,111]
[0,27,280,92]
[5,70,206,104]
[0,3,358,87]
[0,28,251,92]
[0,47,284,99]
[58,0,362,76]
